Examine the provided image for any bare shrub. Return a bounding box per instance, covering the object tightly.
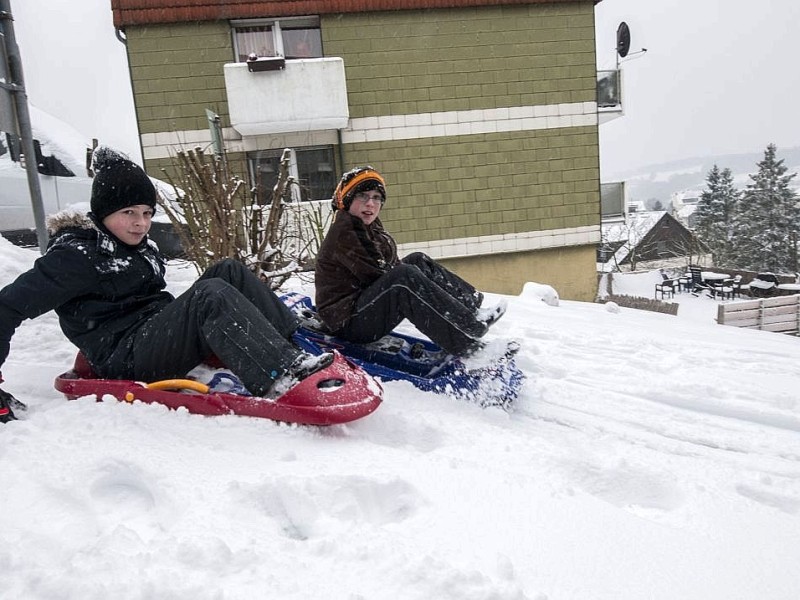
[158,147,329,289]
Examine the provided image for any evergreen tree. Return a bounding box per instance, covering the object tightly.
[732,144,800,273]
[695,165,739,267]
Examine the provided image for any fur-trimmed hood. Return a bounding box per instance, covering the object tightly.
[45,209,158,256]
[46,209,96,236]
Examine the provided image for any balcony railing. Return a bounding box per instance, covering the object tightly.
[223,57,349,136]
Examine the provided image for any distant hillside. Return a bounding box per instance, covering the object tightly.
[604,146,800,205]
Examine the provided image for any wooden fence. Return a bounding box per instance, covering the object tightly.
[717,294,800,336]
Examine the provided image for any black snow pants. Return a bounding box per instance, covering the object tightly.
[334,252,486,356]
[106,259,300,396]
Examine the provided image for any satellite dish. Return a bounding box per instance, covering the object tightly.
[616,22,631,58]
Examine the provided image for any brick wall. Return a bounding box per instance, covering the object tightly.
[323,5,596,118]
[342,126,599,245]
[125,22,233,135]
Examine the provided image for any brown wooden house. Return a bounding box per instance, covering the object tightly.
[599,211,711,271]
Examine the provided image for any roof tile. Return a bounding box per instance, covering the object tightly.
[111,0,599,28]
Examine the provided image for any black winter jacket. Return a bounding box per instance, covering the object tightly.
[0,212,171,375]
[314,212,399,331]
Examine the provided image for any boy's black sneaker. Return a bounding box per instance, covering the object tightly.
[476,299,508,329]
[289,351,335,381]
[268,351,335,398]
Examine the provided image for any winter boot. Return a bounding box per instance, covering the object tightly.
[476,299,508,329]
[268,351,335,398]
[0,388,26,423]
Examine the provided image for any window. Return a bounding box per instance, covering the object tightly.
[601,182,625,220]
[248,146,337,204]
[233,17,322,61]
[235,25,276,60]
[596,70,620,108]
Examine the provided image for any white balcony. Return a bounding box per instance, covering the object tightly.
[223,57,349,136]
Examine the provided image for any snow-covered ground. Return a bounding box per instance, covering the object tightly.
[1,239,799,600]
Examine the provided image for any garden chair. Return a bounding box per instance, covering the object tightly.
[710,278,734,300]
[677,272,691,292]
[732,275,750,298]
[655,275,676,300]
[688,266,709,296]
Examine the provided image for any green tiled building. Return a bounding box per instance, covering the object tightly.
[112,0,605,300]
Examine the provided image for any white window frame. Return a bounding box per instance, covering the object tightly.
[248,146,336,204]
[231,16,321,61]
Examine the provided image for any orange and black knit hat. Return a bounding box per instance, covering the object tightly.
[331,166,386,211]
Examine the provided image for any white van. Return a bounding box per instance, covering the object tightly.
[0,165,183,256]
[1,165,91,228]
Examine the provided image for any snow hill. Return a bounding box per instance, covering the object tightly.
[1,240,799,599]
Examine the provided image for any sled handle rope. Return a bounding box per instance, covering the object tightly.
[123,379,211,402]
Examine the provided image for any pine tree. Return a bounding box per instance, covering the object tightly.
[732,144,800,273]
[694,165,739,267]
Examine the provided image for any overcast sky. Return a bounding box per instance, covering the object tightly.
[595,0,800,177]
[9,0,142,163]
[8,0,800,180]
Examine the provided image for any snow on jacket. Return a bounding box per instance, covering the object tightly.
[0,211,171,375]
[314,211,399,331]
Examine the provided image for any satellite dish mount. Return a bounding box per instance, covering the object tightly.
[615,21,647,66]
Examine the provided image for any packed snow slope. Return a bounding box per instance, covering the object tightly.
[1,239,799,600]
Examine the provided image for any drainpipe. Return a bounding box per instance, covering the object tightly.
[336,128,345,174]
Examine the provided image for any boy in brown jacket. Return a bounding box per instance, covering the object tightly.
[315,167,504,357]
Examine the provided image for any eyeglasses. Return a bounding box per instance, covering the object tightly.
[352,192,384,205]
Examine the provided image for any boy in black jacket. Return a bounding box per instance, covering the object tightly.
[0,147,330,421]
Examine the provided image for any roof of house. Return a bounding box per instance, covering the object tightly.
[111,0,601,28]
[601,211,670,266]
[600,210,709,266]
[603,211,667,246]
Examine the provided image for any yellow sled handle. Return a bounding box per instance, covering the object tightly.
[123,379,211,403]
[145,379,211,393]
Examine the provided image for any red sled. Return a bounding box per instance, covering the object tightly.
[54,351,382,426]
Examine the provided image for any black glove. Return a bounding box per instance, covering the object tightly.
[0,386,27,424]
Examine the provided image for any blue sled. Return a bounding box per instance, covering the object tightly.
[281,293,525,408]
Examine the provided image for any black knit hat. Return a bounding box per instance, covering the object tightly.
[331,166,386,211]
[90,146,157,221]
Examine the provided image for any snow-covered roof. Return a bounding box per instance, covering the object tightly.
[601,210,669,266]
[603,210,666,245]
[27,104,90,175]
[1,104,90,176]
